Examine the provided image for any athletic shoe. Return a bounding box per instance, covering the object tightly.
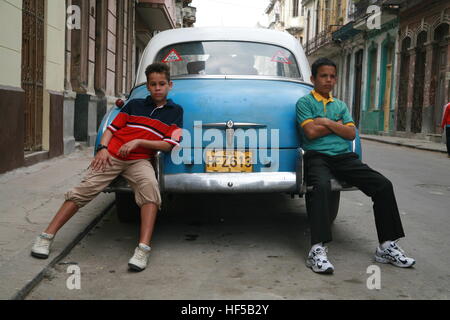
[374,240,415,268]
[31,233,55,259]
[128,243,151,271]
[306,246,334,274]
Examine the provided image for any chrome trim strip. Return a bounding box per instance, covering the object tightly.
[103,172,356,194]
[195,122,267,129]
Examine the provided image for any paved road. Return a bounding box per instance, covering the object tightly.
[26,141,450,300]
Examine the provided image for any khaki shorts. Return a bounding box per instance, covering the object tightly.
[65,157,161,209]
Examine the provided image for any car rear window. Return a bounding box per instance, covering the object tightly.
[155,41,302,80]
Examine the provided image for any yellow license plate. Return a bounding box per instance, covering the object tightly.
[205,150,253,172]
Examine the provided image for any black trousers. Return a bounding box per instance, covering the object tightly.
[304,151,405,245]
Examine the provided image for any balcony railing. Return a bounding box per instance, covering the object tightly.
[350,0,402,21]
[305,25,342,56]
[182,6,196,24]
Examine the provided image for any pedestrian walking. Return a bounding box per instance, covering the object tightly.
[441,102,450,157]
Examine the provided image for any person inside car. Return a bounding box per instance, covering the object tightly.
[296,57,415,274]
[30,62,183,272]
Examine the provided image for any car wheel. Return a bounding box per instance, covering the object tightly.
[115,193,140,223]
[329,191,340,224]
[159,193,171,215]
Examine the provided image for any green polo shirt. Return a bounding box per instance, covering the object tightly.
[296,90,355,156]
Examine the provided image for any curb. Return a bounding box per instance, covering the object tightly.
[360,136,447,154]
[11,201,115,300]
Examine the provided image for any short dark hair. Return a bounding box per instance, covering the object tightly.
[311,58,337,77]
[145,62,171,82]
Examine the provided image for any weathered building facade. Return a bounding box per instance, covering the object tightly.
[0,0,194,174]
[301,0,449,143]
[395,0,449,140]
[0,0,66,173]
[176,0,196,28]
[266,0,305,44]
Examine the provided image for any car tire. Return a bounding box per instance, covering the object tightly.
[329,191,340,224]
[159,193,171,215]
[115,193,140,223]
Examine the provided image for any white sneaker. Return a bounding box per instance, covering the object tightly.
[31,233,54,259]
[306,246,334,274]
[374,240,415,268]
[128,243,151,272]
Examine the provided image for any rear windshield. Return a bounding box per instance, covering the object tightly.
[155,41,302,80]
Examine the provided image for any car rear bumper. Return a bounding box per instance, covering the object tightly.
[164,172,297,193]
[103,151,356,195]
[104,172,356,194]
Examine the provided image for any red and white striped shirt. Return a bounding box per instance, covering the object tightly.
[107,96,183,160]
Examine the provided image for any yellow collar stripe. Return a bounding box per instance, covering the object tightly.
[311,90,334,104]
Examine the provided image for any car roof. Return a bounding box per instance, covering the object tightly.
[135,27,312,85]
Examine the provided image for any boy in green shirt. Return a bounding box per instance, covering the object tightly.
[296,58,415,274]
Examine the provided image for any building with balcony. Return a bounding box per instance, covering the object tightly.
[266,0,305,44]
[176,0,196,28]
[395,0,449,140]
[0,0,66,173]
[302,1,401,134]
[0,0,182,174]
[340,0,401,134]
[302,0,350,59]
[330,0,449,141]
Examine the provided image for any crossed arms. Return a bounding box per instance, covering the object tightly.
[302,117,356,141]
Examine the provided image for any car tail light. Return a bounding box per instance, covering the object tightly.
[115,99,125,108]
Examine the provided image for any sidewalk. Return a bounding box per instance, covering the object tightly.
[360,134,447,154]
[0,146,114,300]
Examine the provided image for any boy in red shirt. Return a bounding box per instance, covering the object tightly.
[442,102,450,157]
[31,63,183,272]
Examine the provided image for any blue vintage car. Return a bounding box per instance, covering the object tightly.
[95,27,361,222]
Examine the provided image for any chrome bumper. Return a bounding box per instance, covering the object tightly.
[163,172,297,193]
[103,151,356,194]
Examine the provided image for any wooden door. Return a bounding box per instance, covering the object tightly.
[21,0,45,152]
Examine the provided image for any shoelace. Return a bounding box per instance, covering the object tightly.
[387,241,410,260]
[35,236,51,249]
[390,240,406,255]
[314,247,329,261]
[134,248,148,261]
